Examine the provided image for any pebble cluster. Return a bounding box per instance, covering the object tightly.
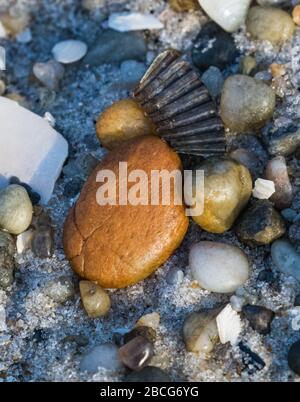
[0,0,300,383]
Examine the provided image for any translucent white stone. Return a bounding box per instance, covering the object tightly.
[52,40,87,64]
[16,229,34,254]
[0,97,68,204]
[80,344,124,373]
[0,305,7,332]
[252,178,276,200]
[216,304,241,345]
[108,12,164,32]
[189,241,250,293]
[198,0,251,33]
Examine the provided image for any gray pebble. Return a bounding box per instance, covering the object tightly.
[166,268,184,285]
[271,239,300,281]
[281,208,297,223]
[201,66,224,98]
[80,343,124,373]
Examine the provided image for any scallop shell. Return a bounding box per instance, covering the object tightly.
[133,49,225,157]
[199,0,251,33]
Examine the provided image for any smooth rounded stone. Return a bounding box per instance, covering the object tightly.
[183,308,220,353]
[125,366,171,382]
[242,305,274,335]
[136,312,160,330]
[33,60,64,91]
[236,200,286,246]
[79,280,110,318]
[168,0,200,12]
[192,158,252,233]
[52,40,87,64]
[124,326,156,344]
[96,99,156,149]
[201,66,224,99]
[199,0,251,33]
[80,343,124,373]
[0,11,30,36]
[229,148,261,179]
[265,156,293,210]
[252,178,275,200]
[63,136,189,289]
[85,29,147,66]
[9,177,41,205]
[192,22,238,72]
[0,231,15,289]
[0,185,33,235]
[120,60,146,84]
[288,340,300,376]
[289,222,300,251]
[119,336,154,371]
[271,239,300,281]
[166,267,184,285]
[44,277,74,303]
[220,75,276,133]
[189,242,250,293]
[281,208,297,223]
[240,56,256,76]
[254,70,272,83]
[16,229,34,254]
[246,6,295,45]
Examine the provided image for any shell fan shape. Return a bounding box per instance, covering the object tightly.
[133,49,225,157]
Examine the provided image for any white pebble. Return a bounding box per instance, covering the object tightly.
[16,229,34,254]
[216,304,241,345]
[252,178,276,199]
[198,0,251,33]
[80,344,124,373]
[0,21,6,38]
[0,305,7,332]
[52,40,87,64]
[108,12,164,32]
[189,241,250,293]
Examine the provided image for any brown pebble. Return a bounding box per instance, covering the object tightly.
[293,5,300,26]
[269,63,286,78]
[118,336,154,371]
[265,156,293,209]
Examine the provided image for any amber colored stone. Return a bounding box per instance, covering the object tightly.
[168,0,200,12]
[192,158,252,234]
[63,136,189,288]
[119,336,154,371]
[96,99,156,150]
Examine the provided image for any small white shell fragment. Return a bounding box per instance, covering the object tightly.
[216,304,241,345]
[44,111,56,127]
[52,40,87,64]
[108,12,164,32]
[198,0,251,33]
[16,229,34,254]
[16,28,32,43]
[0,97,68,204]
[252,178,276,200]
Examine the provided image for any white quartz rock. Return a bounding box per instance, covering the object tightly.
[52,40,87,64]
[108,12,164,32]
[198,0,251,33]
[16,229,34,254]
[252,178,275,200]
[189,241,250,293]
[216,304,241,345]
[0,97,68,204]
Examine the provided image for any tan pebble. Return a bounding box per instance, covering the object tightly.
[96,98,156,150]
[293,5,300,26]
[135,312,160,330]
[270,63,286,78]
[79,280,111,318]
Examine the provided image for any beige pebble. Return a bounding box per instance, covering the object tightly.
[292,5,300,26]
[79,280,111,318]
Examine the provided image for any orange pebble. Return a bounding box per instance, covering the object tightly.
[293,5,300,26]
